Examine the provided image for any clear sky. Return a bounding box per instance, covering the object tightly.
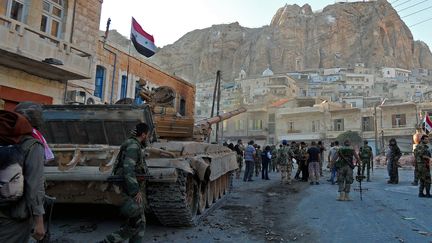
[100,0,432,49]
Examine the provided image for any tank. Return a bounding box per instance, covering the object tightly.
[40,103,246,226]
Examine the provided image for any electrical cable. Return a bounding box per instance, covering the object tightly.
[401,5,432,18]
[397,0,429,12]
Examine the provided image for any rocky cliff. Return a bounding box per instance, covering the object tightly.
[150,0,432,83]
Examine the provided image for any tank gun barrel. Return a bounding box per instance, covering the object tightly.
[194,107,247,141]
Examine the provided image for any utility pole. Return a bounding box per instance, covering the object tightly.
[374,104,379,155]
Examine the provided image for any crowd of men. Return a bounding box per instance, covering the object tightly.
[226,136,432,201]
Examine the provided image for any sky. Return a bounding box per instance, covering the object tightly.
[100,0,432,49]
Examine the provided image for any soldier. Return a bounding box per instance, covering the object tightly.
[387,138,402,184]
[359,140,373,182]
[234,139,244,179]
[100,123,150,243]
[307,141,321,185]
[243,140,256,182]
[271,145,278,172]
[299,142,309,182]
[254,145,262,177]
[414,135,431,198]
[278,140,293,184]
[335,140,361,201]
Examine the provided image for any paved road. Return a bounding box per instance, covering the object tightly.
[45,168,432,243]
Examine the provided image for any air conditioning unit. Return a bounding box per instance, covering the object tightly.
[85,94,102,105]
[66,90,86,104]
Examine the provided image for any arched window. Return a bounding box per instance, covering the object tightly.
[94,65,105,99]
[120,75,128,99]
[40,0,64,38]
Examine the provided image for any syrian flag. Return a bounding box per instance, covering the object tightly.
[424,113,432,133]
[131,17,156,57]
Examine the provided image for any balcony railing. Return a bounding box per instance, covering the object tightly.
[0,15,93,80]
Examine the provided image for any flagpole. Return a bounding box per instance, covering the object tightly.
[126,40,132,85]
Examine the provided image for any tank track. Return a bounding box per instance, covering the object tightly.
[147,169,232,227]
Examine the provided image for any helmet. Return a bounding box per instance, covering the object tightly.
[282,140,288,145]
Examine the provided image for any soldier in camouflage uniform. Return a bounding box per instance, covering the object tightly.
[254,145,262,177]
[387,138,402,184]
[299,142,309,181]
[335,140,360,201]
[101,123,150,243]
[278,140,293,184]
[414,135,431,198]
[359,140,373,182]
[270,145,278,172]
[234,140,244,179]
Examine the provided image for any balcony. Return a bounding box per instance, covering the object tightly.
[0,16,93,81]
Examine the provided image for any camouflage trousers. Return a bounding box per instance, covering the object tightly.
[255,160,262,176]
[361,159,371,180]
[105,195,146,243]
[235,155,243,178]
[418,164,431,188]
[280,164,292,184]
[337,165,354,193]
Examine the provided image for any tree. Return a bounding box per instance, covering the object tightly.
[336,130,362,146]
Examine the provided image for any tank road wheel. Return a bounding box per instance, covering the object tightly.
[186,174,199,218]
[206,182,214,207]
[198,182,208,214]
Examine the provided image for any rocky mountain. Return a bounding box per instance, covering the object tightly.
[149,0,432,83]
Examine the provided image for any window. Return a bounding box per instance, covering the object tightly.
[334,119,344,131]
[94,65,105,99]
[268,113,275,123]
[268,123,275,134]
[8,0,24,22]
[312,120,320,132]
[249,120,263,130]
[392,114,406,128]
[40,0,64,38]
[362,117,374,131]
[179,98,186,116]
[120,75,128,99]
[235,120,245,130]
[134,81,143,105]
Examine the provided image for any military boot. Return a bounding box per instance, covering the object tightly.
[337,192,345,201]
[419,185,426,198]
[344,192,353,201]
[426,185,431,198]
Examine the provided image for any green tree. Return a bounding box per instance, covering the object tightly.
[336,130,362,146]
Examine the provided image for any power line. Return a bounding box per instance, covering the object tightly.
[394,0,414,8]
[391,0,402,3]
[401,5,432,18]
[409,16,432,27]
[397,0,429,12]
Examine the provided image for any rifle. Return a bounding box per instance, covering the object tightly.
[354,164,368,201]
[37,195,56,243]
[107,174,153,182]
[337,151,355,169]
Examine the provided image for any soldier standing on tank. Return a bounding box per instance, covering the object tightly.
[254,145,262,177]
[278,140,293,184]
[234,139,244,179]
[359,140,373,182]
[336,140,361,201]
[387,138,402,184]
[414,135,432,198]
[100,123,150,243]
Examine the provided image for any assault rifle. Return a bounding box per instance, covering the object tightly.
[354,164,368,201]
[337,151,355,169]
[107,174,153,182]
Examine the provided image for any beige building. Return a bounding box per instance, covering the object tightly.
[0,0,102,110]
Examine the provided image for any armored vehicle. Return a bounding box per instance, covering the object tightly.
[41,102,245,226]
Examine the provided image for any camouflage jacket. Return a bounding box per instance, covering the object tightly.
[359,145,373,161]
[414,143,431,165]
[271,148,278,163]
[298,147,308,161]
[290,145,300,161]
[278,146,293,165]
[336,146,355,167]
[255,148,262,163]
[113,137,148,197]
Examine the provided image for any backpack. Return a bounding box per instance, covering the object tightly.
[0,137,39,205]
[359,146,372,159]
